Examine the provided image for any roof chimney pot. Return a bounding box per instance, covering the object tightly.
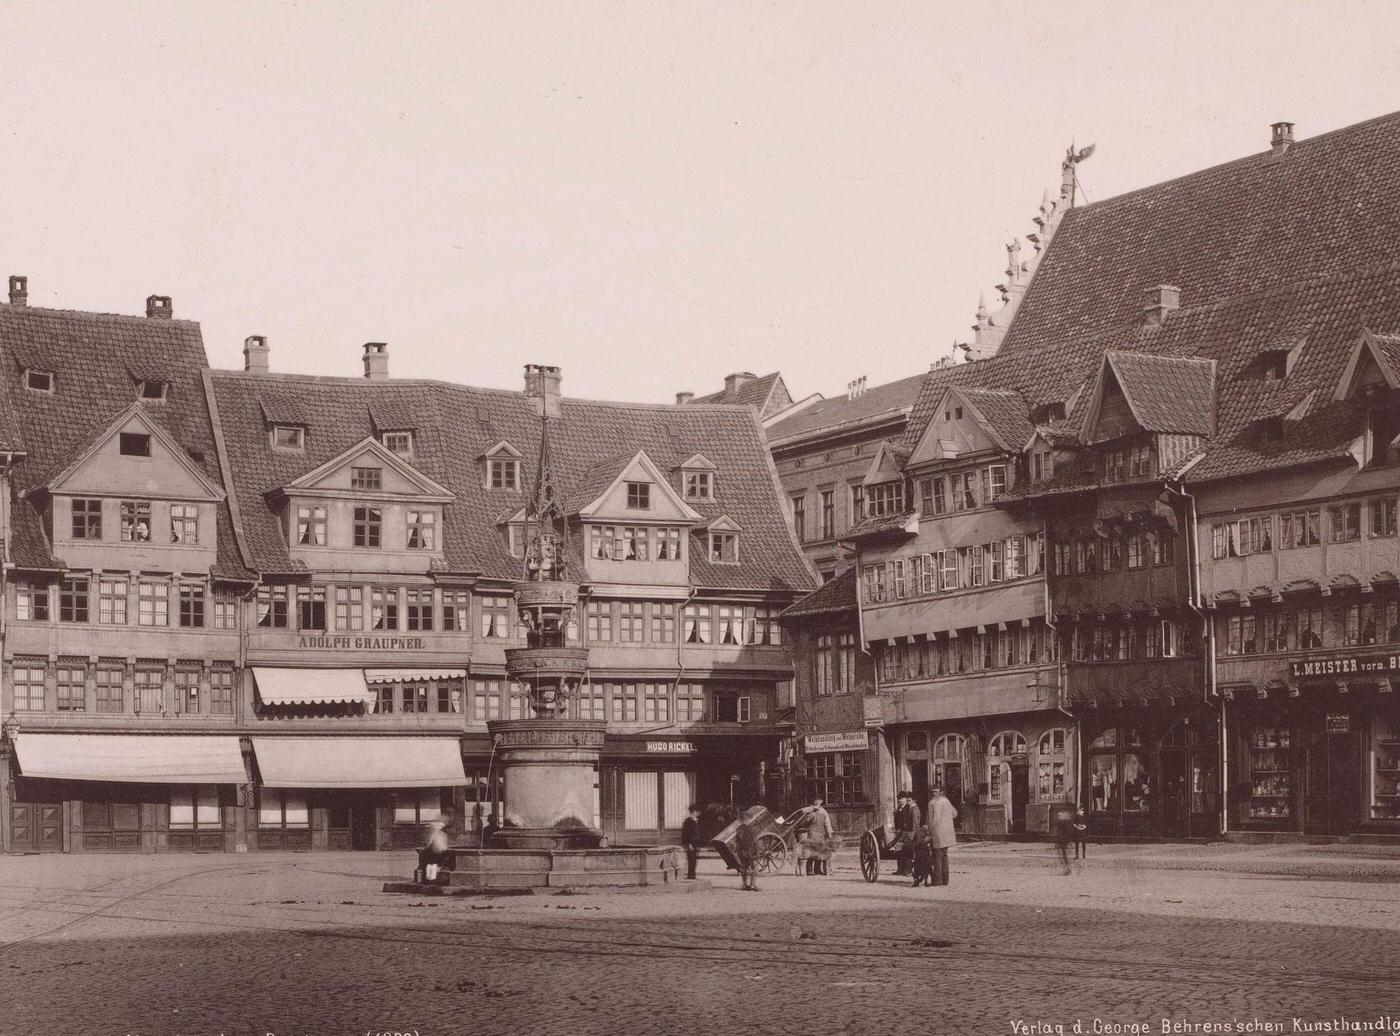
[1271,121,1295,155]
[723,371,756,397]
[363,341,389,380]
[1142,284,1182,327]
[8,275,27,307]
[675,391,694,405]
[524,363,563,419]
[146,295,172,319]
[243,335,270,374]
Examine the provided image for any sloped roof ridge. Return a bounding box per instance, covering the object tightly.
[0,302,200,328]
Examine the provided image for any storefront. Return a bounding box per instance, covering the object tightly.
[796,730,876,836]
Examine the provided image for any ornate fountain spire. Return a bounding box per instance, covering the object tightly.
[523,408,568,583]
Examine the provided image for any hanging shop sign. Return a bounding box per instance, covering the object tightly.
[804,731,869,753]
[862,695,884,728]
[1326,714,1350,735]
[1288,654,1400,678]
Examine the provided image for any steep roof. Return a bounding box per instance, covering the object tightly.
[690,371,791,419]
[960,387,1035,452]
[0,303,248,578]
[207,372,816,593]
[766,371,926,444]
[999,110,1400,355]
[780,568,856,620]
[1088,352,1216,439]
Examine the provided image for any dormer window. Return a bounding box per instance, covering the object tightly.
[272,425,304,451]
[138,380,169,401]
[489,458,519,491]
[1031,447,1054,482]
[1366,406,1398,468]
[866,481,905,518]
[1031,402,1066,425]
[684,471,713,500]
[709,530,739,564]
[506,523,524,557]
[626,482,651,509]
[350,466,382,490]
[119,432,151,457]
[25,368,53,393]
[380,431,413,458]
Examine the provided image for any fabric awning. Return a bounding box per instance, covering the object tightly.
[363,668,467,683]
[14,734,247,784]
[252,667,372,706]
[251,737,468,788]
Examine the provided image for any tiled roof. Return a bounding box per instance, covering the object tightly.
[1371,333,1400,385]
[999,110,1400,355]
[691,372,789,418]
[1101,352,1216,437]
[766,371,926,443]
[961,388,1035,450]
[780,568,856,620]
[207,373,817,593]
[845,510,918,540]
[0,303,250,578]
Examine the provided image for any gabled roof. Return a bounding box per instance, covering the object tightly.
[1334,328,1400,400]
[780,568,857,620]
[480,439,523,459]
[959,388,1035,452]
[45,402,226,501]
[677,452,718,471]
[277,435,454,502]
[575,449,702,522]
[766,371,926,445]
[862,440,911,485]
[1081,352,1216,442]
[691,372,791,419]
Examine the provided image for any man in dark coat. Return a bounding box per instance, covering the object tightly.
[681,802,701,880]
[892,791,919,875]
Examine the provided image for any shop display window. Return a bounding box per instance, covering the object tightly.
[1122,753,1151,813]
[1088,755,1117,813]
[1247,724,1293,820]
[1371,716,1400,821]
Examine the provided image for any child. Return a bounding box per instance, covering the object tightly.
[911,825,934,887]
[734,815,760,891]
[1072,808,1089,859]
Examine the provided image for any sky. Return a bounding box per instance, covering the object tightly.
[1,1,1398,404]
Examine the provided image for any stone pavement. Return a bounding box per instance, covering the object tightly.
[3,846,1400,1035]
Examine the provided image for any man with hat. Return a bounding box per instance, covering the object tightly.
[891,790,920,876]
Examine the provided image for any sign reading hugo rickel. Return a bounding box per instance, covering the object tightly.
[1288,654,1400,678]
[297,635,428,650]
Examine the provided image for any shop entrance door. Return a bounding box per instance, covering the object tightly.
[351,802,378,850]
[1008,764,1029,834]
[911,760,929,812]
[941,763,963,823]
[1304,721,1362,835]
[9,801,63,852]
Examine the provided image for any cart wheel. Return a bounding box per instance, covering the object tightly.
[859,830,880,883]
[755,832,786,873]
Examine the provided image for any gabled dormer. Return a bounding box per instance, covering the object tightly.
[677,452,719,502]
[1023,428,1058,484]
[861,441,909,517]
[497,506,528,558]
[45,404,225,572]
[577,450,702,524]
[578,450,700,585]
[908,386,1030,469]
[702,514,743,565]
[1335,330,1400,468]
[274,437,453,572]
[480,441,524,492]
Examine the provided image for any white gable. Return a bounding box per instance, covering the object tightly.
[679,452,718,471]
[282,437,453,501]
[48,406,223,502]
[579,450,701,522]
[908,388,1001,467]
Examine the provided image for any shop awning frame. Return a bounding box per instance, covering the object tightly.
[252,667,373,706]
[13,734,248,784]
[251,737,468,789]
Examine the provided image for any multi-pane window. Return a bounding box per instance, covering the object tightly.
[13,664,45,710]
[1126,531,1145,569]
[1128,445,1153,478]
[350,466,382,490]
[863,565,888,604]
[619,601,645,642]
[642,682,670,723]
[650,602,676,643]
[611,683,638,723]
[170,504,199,544]
[1151,529,1174,566]
[272,426,304,450]
[406,588,434,631]
[748,607,781,646]
[867,482,905,518]
[590,525,616,560]
[296,505,327,546]
[121,501,152,542]
[72,498,102,539]
[257,585,289,628]
[716,606,742,645]
[850,482,865,523]
[480,595,510,638]
[709,532,738,563]
[1104,450,1125,483]
[586,601,613,642]
[97,577,128,624]
[472,679,503,721]
[371,586,399,630]
[655,527,681,560]
[138,581,168,627]
[375,683,395,714]
[1297,607,1324,649]
[621,527,648,561]
[488,458,518,490]
[1279,509,1321,549]
[1370,498,1398,538]
[16,581,49,621]
[176,670,200,714]
[209,670,234,714]
[353,506,382,548]
[335,586,364,631]
[1345,603,1382,647]
[940,550,959,589]
[1329,502,1362,543]
[626,482,651,510]
[817,634,858,695]
[806,752,863,806]
[407,510,436,550]
[57,666,86,711]
[1052,541,1071,577]
[791,494,807,541]
[297,586,326,630]
[134,668,164,713]
[96,667,124,713]
[1031,448,1054,482]
[983,464,1007,502]
[178,584,205,628]
[1103,537,1123,573]
[1076,538,1098,574]
[437,681,463,714]
[1038,729,1068,798]
[820,491,835,539]
[684,471,713,500]
[683,604,711,644]
[401,683,429,714]
[381,431,414,458]
[442,590,470,632]
[676,683,705,722]
[950,471,977,510]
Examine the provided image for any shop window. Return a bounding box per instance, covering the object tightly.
[1037,729,1068,799]
[393,789,447,826]
[1370,716,1400,821]
[259,790,310,829]
[171,787,221,830]
[986,731,1027,803]
[1088,753,1118,814]
[806,752,864,806]
[1246,724,1294,822]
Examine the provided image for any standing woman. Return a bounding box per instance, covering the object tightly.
[927,788,958,886]
[804,797,835,876]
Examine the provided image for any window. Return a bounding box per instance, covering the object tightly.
[1150,529,1174,566]
[170,787,220,832]
[1104,537,1123,573]
[259,790,310,829]
[17,582,49,621]
[297,586,326,630]
[350,466,382,490]
[272,425,304,450]
[1126,531,1144,569]
[57,666,85,711]
[626,482,651,510]
[709,531,738,564]
[353,506,382,548]
[940,550,959,590]
[791,494,807,541]
[95,577,127,624]
[587,601,613,642]
[806,751,863,806]
[407,510,437,550]
[136,581,167,627]
[987,731,1028,803]
[654,527,681,561]
[257,585,289,628]
[748,607,780,646]
[684,471,713,500]
[480,595,510,638]
[96,667,124,713]
[650,602,676,643]
[134,668,163,713]
[676,682,705,722]
[167,503,199,545]
[1128,444,1153,478]
[863,565,887,604]
[889,559,907,599]
[176,670,200,714]
[472,679,503,721]
[949,471,977,510]
[611,683,638,723]
[1279,509,1321,549]
[72,498,102,540]
[849,482,865,524]
[13,664,45,710]
[381,431,414,458]
[438,681,463,714]
[406,588,433,631]
[643,683,670,723]
[178,584,205,628]
[1104,449,1125,483]
[867,482,905,518]
[1371,498,1398,538]
[296,505,327,547]
[334,586,364,631]
[1038,729,1068,799]
[819,490,835,539]
[1329,503,1362,543]
[473,458,516,499]
[619,601,645,642]
[987,541,1005,583]
[442,591,470,632]
[683,603,711,644]
[25,368,53,392]
[209,670,234,714]
[119,432,151,457]
[1031,448,1054,482]
[716,605,742,645]
[1076,538,1098,574]
[365,586,397,630]
[983,464,1007,502]
[1345,603,1380,647]
[1298,607,1325,649]
[119,501,152,542]
[401,683,429,714]
[590,525,615,560]
[713,689,750,723]
[621,526,648,561]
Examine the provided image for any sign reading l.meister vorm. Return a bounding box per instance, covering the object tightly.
[1289,654,1400,678]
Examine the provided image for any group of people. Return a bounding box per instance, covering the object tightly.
[889,789,958,887]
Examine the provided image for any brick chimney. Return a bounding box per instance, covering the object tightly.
[8,276,27,307]
[847,376,867,400]
[1142,284,1181,327]
[1271,122,1295,156]
[675,391,694,405]
[243,335,270,373]
[363,341,389,380]
[524,363,562,419]
[723,372,756,397]
[146,295,173,319]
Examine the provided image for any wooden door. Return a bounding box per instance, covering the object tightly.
[1009,764,1029,833]
[1305,723,1362,835]
[10,801,63,852]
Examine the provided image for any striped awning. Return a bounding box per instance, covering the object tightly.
[251,737,468,789]
[363,668,467,683]
[14,734,247,784]
[252,667,372,706]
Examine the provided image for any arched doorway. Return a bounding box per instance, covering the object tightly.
[1159,716,1219,838]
